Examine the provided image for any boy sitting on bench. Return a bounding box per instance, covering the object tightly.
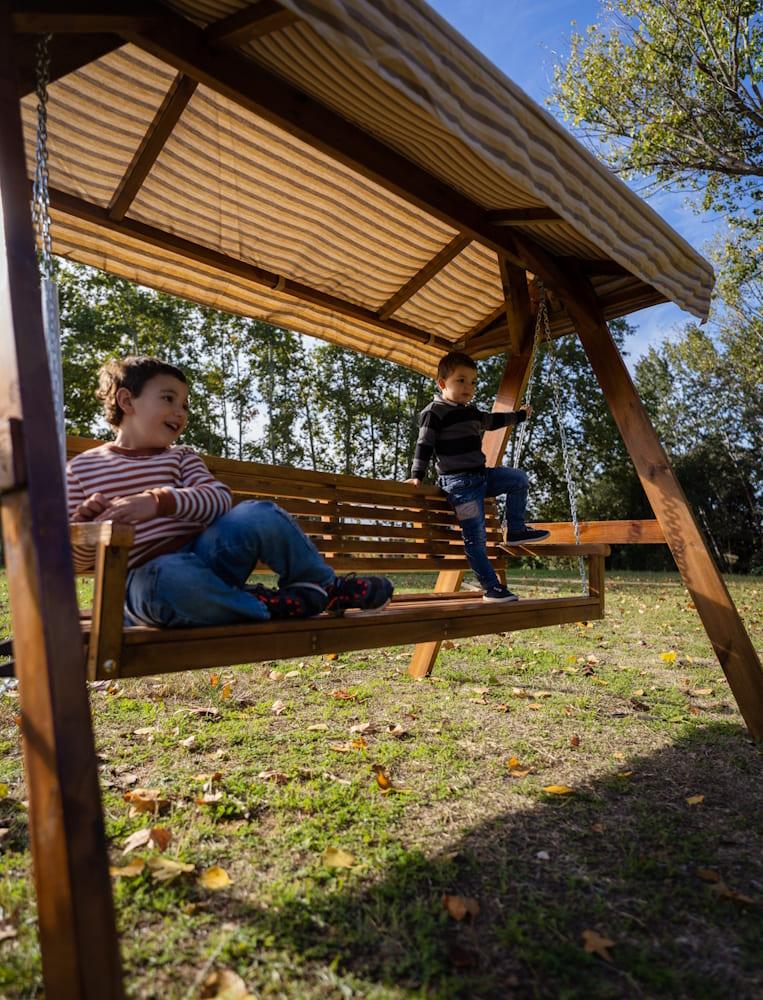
[67,356,393,627]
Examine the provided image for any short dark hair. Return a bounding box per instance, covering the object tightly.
[96,356,187,427]
[437,351,477,381]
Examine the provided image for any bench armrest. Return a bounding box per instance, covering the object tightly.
[69,522,135,547]
[500,542,611,557]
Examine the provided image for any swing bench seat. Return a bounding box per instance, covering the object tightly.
[67,436,609,680]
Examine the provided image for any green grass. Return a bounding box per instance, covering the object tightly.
[1,570,762,998]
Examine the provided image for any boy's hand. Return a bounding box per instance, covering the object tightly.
[72,492,110,522]
[94,492,158,524]
[520,404,533,418]
[404,477,422,487]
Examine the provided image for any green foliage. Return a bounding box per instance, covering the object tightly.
[551,0,763,214]
[635,324,762,571]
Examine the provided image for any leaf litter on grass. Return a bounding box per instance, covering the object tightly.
[1,572,762,998]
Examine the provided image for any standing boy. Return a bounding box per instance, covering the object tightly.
[68,356,393,627]
[405,351,549,603]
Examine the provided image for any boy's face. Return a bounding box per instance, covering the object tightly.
[438,365,477,405]
[115,375,189,448]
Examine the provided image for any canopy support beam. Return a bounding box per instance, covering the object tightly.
[0,8,123,995]
[206,1,299,46]
[49,187,453,354]
[377,232,471,320]
[108,71,197,220]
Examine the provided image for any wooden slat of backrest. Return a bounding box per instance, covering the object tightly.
[65,436,503,563]
[309,537,504,556]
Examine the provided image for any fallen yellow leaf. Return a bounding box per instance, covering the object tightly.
[582,928,616,962]
[696,868,722,883]
[442,894,480,921]
[199,866,233,889]
[686,794,705,806]
[660,651,677,663]
[110,858,145,878]
[543,785,575,795]
[710,881,755,905]
[200,969,255,999]
[220,682,232,700]
[371,763,393,792]
[123,788,169,816]
[145,857,195,883]
[323,846,356,868]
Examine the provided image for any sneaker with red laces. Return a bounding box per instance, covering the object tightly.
[246,581,328,619]
[325,573,394,615]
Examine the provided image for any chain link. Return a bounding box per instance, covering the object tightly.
[31,34,67,470]
[32,35,53,279]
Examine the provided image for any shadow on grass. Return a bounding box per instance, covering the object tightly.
[205,721,763,999]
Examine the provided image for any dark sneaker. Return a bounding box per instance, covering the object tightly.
[326,573,394,615]
[483,585,519,603]
[247,581,328,619]
[505,526,551,544]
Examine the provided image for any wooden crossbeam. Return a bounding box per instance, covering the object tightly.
[10,6,165,34]
[14,32,123,97]
[115,5,574,278]
[49,187,453,353]
[377,232,471,320]
[108,72,197,220]
[485,207,563,225]
[206,0,299,47]
[531,519,666,545]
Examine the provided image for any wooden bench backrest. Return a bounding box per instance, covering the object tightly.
[66,436,504,573]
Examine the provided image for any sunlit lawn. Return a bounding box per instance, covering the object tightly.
[1,569,762,999]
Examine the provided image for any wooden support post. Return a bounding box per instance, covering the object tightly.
[0,10,124,996]
[564,274,763,740]
[408,261,535,678]
[408,568,465,678]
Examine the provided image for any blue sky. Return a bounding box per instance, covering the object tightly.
[427,0,723,366]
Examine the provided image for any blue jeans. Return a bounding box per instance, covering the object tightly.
[438,466,529,591]
[124,500,335,627]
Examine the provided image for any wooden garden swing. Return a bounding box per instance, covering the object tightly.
[2,2,762,996]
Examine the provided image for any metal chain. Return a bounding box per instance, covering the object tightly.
[32,35,53,279]
[541,300,587,594]
[512,286,586,595]
[31,34,67,470]
[512,290,546,467]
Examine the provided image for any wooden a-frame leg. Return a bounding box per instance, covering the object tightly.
[408,262,535,679]
[0,13,124,996]
[408,569,465,677]
[502,230,763,739]
[567,277,763,739]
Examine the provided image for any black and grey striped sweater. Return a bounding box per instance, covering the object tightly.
[410,396,526,479]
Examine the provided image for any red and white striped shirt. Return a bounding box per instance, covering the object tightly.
[67,444,232,572]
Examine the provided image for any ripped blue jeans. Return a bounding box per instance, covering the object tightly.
[124,500,335,627]
[438,467,529,591]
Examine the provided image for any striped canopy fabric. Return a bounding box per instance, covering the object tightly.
[16,0,714,374]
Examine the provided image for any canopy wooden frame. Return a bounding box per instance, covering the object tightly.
[1,2,762,996]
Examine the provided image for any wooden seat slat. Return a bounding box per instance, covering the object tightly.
[108,594,602,678]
